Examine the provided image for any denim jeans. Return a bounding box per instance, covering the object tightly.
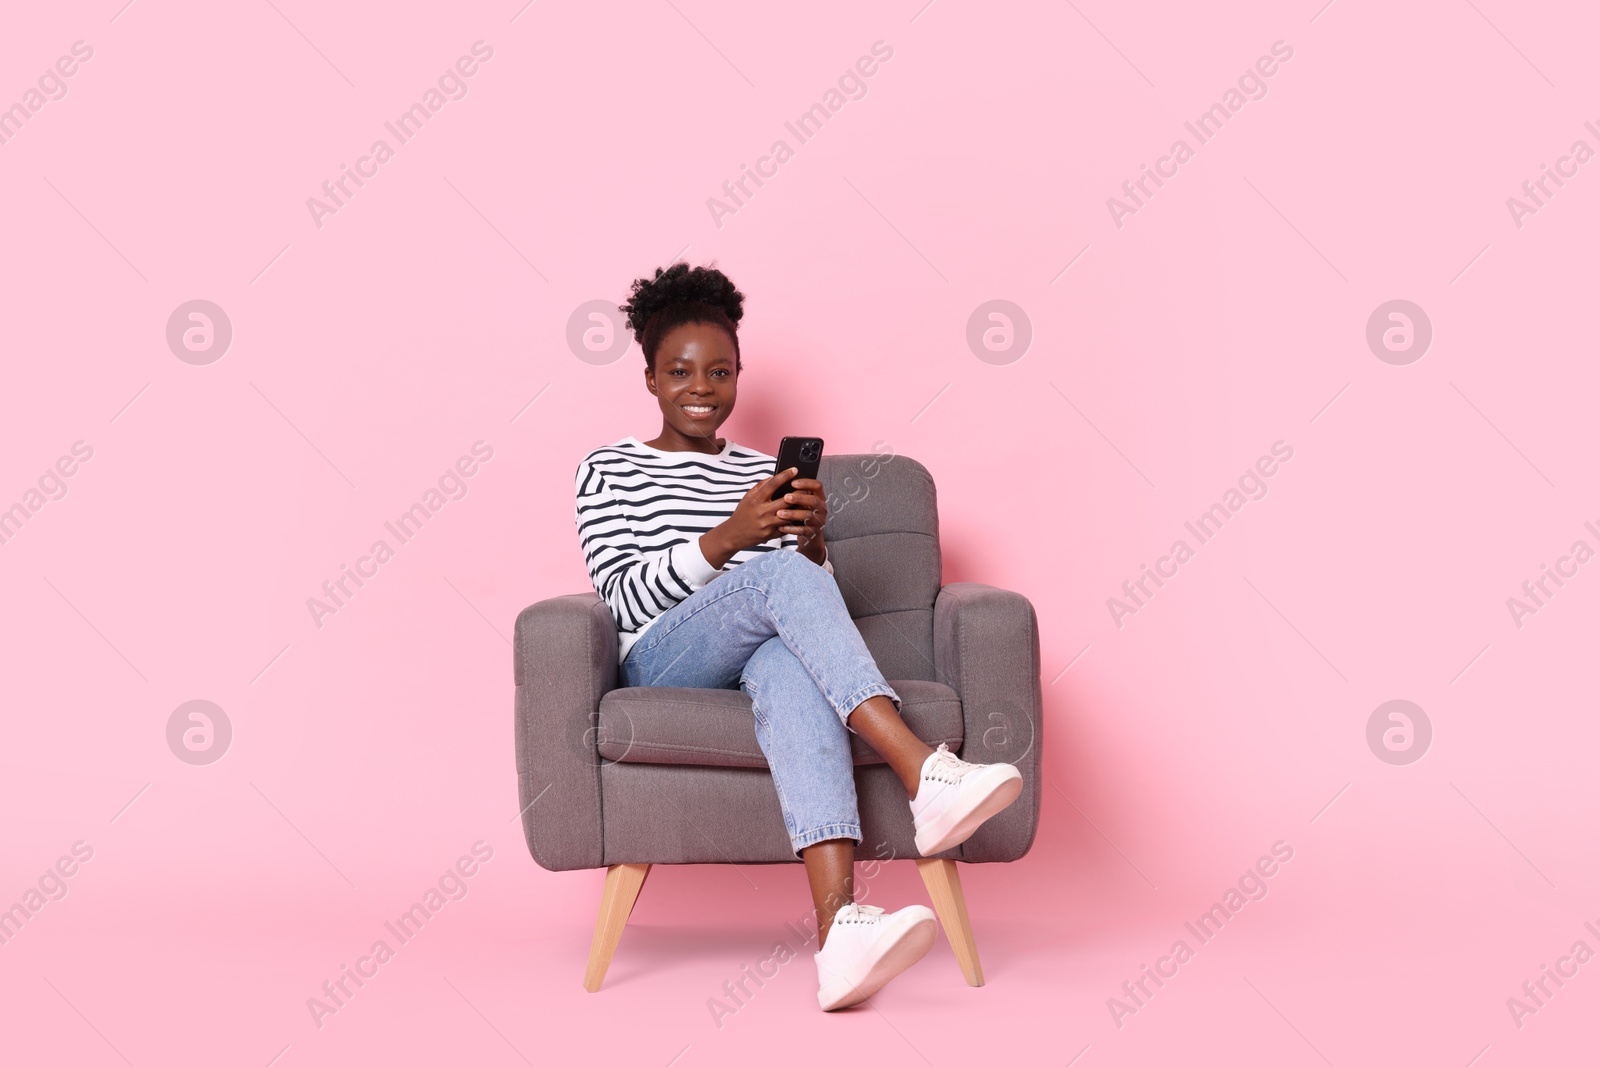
[618,549,901,854]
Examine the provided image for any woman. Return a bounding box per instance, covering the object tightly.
[573,262,1023,1010]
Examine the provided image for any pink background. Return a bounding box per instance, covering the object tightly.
[3,1,1597,1063]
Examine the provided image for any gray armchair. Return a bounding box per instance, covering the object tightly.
[513,453,1042,991]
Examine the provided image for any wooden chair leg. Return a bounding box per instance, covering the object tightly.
[627,864,652,920]
[916,858,985,987]
[584,863,650,992]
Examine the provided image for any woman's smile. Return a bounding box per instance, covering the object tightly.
[642,320,739,453]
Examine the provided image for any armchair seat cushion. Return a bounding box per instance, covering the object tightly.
[595,680,964,769]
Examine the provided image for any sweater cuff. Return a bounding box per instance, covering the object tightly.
[673,538,723,591]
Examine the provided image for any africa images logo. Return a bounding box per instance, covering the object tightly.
[1107,841,1296,1028]
[1105,40,1295,229]
[305,41,494,229]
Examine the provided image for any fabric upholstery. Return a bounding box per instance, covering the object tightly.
[598,762,945,866]
[594,679,964,768]
[513,594,616,872]
[819,455,941,680]
[933,583,1044,863]
[512,453,1043,870]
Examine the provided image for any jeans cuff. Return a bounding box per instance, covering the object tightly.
[791,822,862,854]
[834,682,901,732]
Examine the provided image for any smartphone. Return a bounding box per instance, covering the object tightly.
[771,436,824,501]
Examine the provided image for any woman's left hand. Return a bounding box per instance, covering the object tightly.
[778,477,828,564]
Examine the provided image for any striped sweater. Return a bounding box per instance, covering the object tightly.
[574,436,833,662]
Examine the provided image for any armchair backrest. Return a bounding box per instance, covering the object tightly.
[818,453,941,682]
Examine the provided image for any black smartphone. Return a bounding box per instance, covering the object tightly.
[771,436,824,501]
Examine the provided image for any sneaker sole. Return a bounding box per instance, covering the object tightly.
[818,911,937,1011]
[914,768,1024,856]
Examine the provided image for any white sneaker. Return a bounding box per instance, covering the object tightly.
[815,902,936,1011]
[911,743,1024,856]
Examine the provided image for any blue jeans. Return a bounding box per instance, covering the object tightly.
[618,549,901,854]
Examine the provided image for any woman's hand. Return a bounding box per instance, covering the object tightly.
[699,467,803,569]
[778,477,828,566]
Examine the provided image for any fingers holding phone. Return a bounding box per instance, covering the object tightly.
[701,437,828,568]
[777,477,828,547]
[702,469,796,566]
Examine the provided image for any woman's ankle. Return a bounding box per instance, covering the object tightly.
[815,896,849,948]
[902,743,935,798]
[801,840,856,949]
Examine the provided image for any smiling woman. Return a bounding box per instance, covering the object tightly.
[575,264,821,655]
[564,262,1024,1012]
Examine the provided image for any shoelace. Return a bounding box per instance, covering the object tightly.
[833,903,886,925]
[923,742,975,785]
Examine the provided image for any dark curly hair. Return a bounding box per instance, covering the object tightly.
[619,262,745,373]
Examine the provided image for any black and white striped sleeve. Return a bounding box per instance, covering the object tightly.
[574,458,724,632]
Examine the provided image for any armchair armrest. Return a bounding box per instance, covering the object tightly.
[513,593,618,872]
[933,582,1043,863]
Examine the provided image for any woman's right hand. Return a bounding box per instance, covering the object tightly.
[699,467,798,569]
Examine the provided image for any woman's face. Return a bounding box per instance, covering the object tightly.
[645,322,738,441]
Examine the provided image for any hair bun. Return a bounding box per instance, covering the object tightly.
[619,262,744,343]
